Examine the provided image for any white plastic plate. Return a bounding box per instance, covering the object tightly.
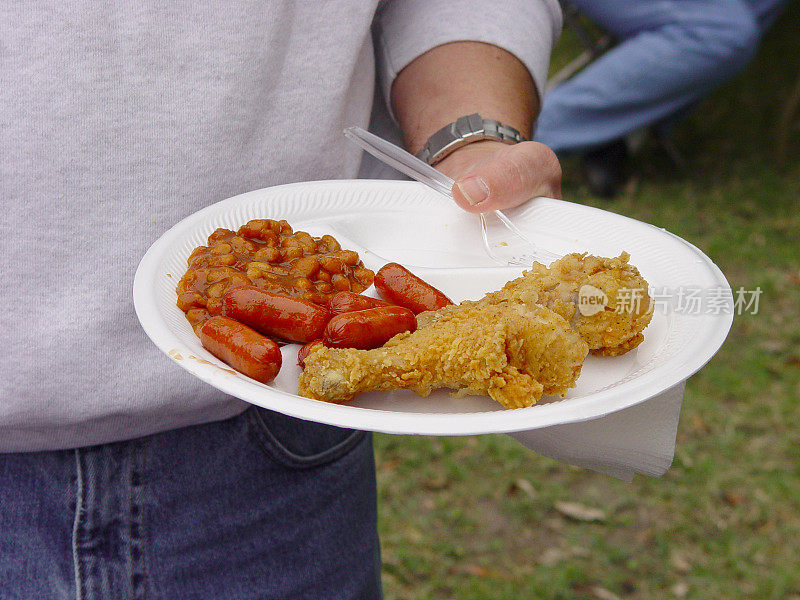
[133,180,733,435]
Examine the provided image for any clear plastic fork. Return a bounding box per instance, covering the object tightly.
[344,126,560,267]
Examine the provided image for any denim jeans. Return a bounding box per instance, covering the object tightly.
[535,0,787,152]
[0,407,382,599]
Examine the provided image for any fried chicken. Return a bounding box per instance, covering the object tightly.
[298,301,588,408]
[298,253,652,408]
[435,252,653,356]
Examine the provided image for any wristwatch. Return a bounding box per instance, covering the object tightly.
[415,113,527,166]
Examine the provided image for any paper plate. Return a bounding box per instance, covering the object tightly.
[133,180,733,435]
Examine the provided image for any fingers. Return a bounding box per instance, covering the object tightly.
[450,141,562,213]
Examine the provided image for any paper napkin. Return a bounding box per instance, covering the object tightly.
[508,382,686,481]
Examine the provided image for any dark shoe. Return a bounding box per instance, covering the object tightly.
[580,139,629,198]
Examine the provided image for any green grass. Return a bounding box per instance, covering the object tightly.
[375,5,800,599]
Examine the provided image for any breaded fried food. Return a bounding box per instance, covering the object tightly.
[298,300,588,408]
[441,252,653,356]
[299,253,651,408]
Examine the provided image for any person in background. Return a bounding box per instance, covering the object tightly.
[0,2,562,598]
[535,0,789,197]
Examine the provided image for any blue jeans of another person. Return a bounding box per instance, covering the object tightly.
[0,407,382,599]
[535,0,788,152]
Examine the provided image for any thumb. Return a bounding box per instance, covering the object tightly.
[451,141,562,213]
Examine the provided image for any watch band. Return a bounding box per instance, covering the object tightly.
[415,113,527,166]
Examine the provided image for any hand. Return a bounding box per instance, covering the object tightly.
[435,140,562,213]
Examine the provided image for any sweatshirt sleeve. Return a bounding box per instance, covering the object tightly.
[374,0,562,111]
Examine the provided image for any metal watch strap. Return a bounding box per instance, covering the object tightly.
[416,113,527,166]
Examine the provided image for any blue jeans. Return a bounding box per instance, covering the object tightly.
[0,407,382,599]
[535,0,788,152]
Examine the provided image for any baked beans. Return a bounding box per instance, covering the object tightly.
[176,219,374,331]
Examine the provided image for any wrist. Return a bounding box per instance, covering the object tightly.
[415,113,528,167]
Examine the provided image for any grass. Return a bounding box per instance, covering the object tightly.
[375,5,800,599]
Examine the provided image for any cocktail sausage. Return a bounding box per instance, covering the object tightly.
[328,291,392,315]
[323,306,416,350]
[222,285,329,343]
[374,263,452,314]
[199,316,282,383]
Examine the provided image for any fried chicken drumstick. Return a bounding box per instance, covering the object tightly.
[298,301,588,408]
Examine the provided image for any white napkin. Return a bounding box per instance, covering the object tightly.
[508,382,686,481]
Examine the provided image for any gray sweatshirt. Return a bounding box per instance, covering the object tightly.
[0,0,561,452]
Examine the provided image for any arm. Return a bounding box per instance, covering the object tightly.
[391,41,537,153]
[390,41,562,212]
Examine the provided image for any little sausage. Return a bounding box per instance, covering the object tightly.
[222,285,329,343]
[328,291,392,315]
[374,263,452,314]
[323,306,417,350]
[199,316,282,384]
[297,339,323,369]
